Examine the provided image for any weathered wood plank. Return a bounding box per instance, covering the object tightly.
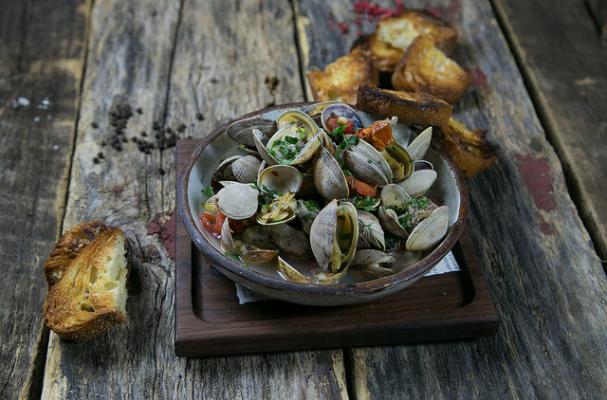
[0,1,88,399]
[42,0,348,399]
[492,0,607,260]
[585,0,607,42]
[295,0,607,398]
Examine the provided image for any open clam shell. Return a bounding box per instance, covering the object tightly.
[398,169,437,197]
[226,116,275,148]
[345,139,393,186]
[276,256,310,284]
[309,200,359,273]
[255,112,323,166]
[377,184,411,238]
[220,219,278,264]
[216,182,259,220]
[320,103,363,133]
[405,206,449,251]
[303,100,340,125]
[257,164,302,194]
[314,147,349,200]
[382,142,413,182]
[406,127,433,160]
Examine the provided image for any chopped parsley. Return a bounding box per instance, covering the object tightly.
[301,199,320,213]
[202,186,214,197]
[351,196,379,212]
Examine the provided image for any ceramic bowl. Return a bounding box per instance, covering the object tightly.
[177,102,468,306]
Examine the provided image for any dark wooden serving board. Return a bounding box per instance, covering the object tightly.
[175,139,498,357]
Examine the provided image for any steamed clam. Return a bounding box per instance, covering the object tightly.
[205,104,452,286]
[378,184,449,251]
[254,110,322,166]
[309,200,359,273]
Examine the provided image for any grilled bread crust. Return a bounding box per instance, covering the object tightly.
[307,48,379,105]
[440,117,495,176]
[356,85,452,127]
[368,10,457,72]
[391,35,471,103]
[43,222,131,341]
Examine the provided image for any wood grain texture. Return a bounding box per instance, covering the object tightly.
[492,0,607,260]
[164,1,346,398]
[42,0,347,399]
[0,1,88,398]
[585,0,607,42]
[295,0,607,398]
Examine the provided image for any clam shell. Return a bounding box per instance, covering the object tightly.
[253,128,278,165]
[216,182,259,220]
[383,142,413,182]
[351,249,395,267]
[378,206,409,238]
[309,200,359,273]
[257,164,302,194]
[320,103,363,132]
[276,109,319,132]
[226,117,275,147]
[276,257,310,284]
[231,155,262,183]
[406,126,432,160]
[314,147,349,200]
[398,169,437,197]
[380,184,410,207]
[357,210,385,250]
[345,139,393,186]
[241,249,279,265]
[406,206,449,251]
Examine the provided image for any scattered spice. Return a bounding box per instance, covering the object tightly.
[264,76,280,92]
[91,122,99,129]
[196,112,205,121]
[136,107,143,114]
[93,157,100,164]
[158,168,165,175]
[108,96,133,136]
[97,152,104,159]
[177,123,186,132]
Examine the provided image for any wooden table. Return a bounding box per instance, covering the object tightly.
[2,0,606,398]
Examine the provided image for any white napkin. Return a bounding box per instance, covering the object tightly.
[235,251,460,304]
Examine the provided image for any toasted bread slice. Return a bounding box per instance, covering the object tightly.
[369,10,457,72]
[44,222,131,341]
[307,48,379,105]
[356,85,452,127]
[392,35,471,103]
[440,117,495,176]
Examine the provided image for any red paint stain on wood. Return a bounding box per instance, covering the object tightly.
[540,221,555,235]
[469,66,489,92]
[516,155,557,212]
[147,212,176,260]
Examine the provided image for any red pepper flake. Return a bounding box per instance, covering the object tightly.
[327,15,350,35]
[337,21,349,34]
[353,0,405,19]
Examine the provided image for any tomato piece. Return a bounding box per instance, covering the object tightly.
[343,120,355,134]
[200,211,225,236]
[356,120,394,150]
[345,176,377,197]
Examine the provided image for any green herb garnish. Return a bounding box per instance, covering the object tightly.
[301,199,320,213]
[202,186,214,197]
[351,196,378,212]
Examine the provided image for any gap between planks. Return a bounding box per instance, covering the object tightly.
[488,0,607,267]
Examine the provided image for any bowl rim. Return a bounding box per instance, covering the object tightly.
[177,101,469,297]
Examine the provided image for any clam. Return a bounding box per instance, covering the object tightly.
[276,257,310,284]
[313,269,348,285]
[216,182,259,220]
[257,164,302,194]
[303,101,340,125]
[381,142,413,182]
[242,224,311,259]
[220,219,278,265]
[256,165,302,225]
[309,200,359,273]
[253,112,322,166]
[226,116,275,148]
[296,199,320,234]
[377,184,449,251]
[314,147,349,200]
[231,155,261,183]
[405,206,449,251]
[344,139,393,186]
[350,249,395,278]
[320,103,363,133]
[398,169,437,197]
[357,210,385,250]
[406,126,432,160]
